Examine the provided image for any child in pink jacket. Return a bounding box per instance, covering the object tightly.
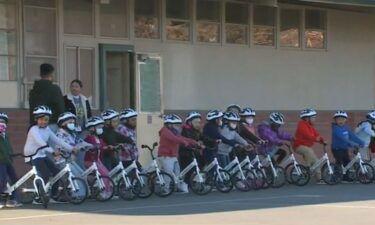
[158,114,198,193]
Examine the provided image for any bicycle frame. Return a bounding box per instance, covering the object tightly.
[80,162,106,191]
[203,157,226,182]
[311,152,333,174]
[224,156,246,180]
[178,158,202,183]
[5,166,46,196]
[260,154,279,178]
[342,152,369,174]
[45,162,80,193]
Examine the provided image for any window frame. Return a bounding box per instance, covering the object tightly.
[164,0,193,43]
[133,0,162,41]
[278,6,303,50]
[303,8,328,51]
[98,0,130,40]
[62,0,96,37]
[223,0,250,46]
[251,4,277,49]
[194,0,222,45]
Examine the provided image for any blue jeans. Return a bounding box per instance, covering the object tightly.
[0,163,18,200]
[217,154,230,168]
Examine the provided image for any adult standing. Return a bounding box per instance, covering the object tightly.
[29,63,65,132]
[63,79,92,133]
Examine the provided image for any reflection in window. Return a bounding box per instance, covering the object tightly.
[166,0,190,41]
[253,6,275,46]
[225,2,248,45]
[305,10,326,49]
[0,1,16,81]
[196,0,220,43]
[280,9,301,48]
[135,0,160,39]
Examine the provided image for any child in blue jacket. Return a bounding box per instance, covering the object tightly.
[331,111,364,181]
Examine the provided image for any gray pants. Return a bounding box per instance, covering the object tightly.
[360,147,370,161]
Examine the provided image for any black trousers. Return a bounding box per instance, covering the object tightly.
[178,149,204,183]
[332,149,350,167]
[33,157,60,197]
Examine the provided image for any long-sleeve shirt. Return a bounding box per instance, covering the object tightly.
[331,123,364,150]
[203,122,238,151]
[355,121,375,147]
[116,124,139,162]
[218,125,248,155]
[239,122,261,144]
[158,127,197,157]
[84,135,109,163]
[257,121,293,154]
[293,120,324,149]
[24,125,73,160]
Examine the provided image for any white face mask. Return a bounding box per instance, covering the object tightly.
[246,118,254,125]
[96,128,103,135]
[66,123,75,131]
[229,122,237,130]
[218,119,223,127]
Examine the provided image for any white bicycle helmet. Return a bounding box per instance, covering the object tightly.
[86,116,104,129]
[101,109,119,121]
[270,112,285,125]
[333,110,348,119]
[226,104,242,112]
[119,108,138,120]
[0,112,9,123]
[33,106,52,119]
[185,111,202,122]
[206,110,224,121]
[224,112,240,122]
[300,108,317,118]
[367,110,375,121]
[240,107,256,117]
[164,114,183,124]
[57,112,76,126]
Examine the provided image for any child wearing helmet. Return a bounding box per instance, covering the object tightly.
[24,106,77,203]
[158,114,198,193]
[117,109,141,168]
[101,109,134,170]
[239,107,264,144]
[257,112,293,164]
[84,116,112,196]
[355,111,375,161]
[0,112,22,208]
[203,110,239,164]
[294,109,327,181]
[332,111,364,181]
[179,112,211,184]
[217,112,249,167]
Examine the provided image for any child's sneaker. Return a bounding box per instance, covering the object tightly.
[0,201,5,209]
[177,182,189,193]
[6,200,23,208]
[316,179,326,185]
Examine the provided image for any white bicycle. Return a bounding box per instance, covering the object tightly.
[281,144,310,186]
[80,147,115,202]
[142,143,175,197]
[108,146,153,200]
[203,154,233,193]
[4,146,50,208]
[340,148,374,184]
[259,150,287,188]
[239,149,266,190]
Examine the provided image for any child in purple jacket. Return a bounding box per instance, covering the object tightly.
[257,112,293,164]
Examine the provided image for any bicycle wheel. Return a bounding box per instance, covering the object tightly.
[16,179,35,204]
[251,168,265,189]
[91,176,115,202]
[285,163,295,184]
[117,177,137,201]
[261,167,272,189]
[189,171,212,195]
[231,169,252,192]
[356,163,375,184]
[322,163,342,185]
[270,166,286,188]
[64,177,88,205]
[132,174,154,199]
[36,179,49,209]
[290,164,310,186]
[151,171,175,197]
[214,169,233,193]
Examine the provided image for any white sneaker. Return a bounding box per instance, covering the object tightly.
[178,182,189,193]
[6,200,23,208]
[0,202,5,209]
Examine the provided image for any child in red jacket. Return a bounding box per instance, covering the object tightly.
[158,114,198,193]
[294,109,327,181]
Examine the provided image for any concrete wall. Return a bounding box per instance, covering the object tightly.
[134,9,375,111]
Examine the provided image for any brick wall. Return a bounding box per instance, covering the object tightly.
[2,109,369,175]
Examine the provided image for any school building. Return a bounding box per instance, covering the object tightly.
[0,0,374,170]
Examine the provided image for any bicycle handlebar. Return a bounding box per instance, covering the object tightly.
[10,145,50,159]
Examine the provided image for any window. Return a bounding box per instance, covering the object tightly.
[196,0,220,43]
[65,47,96,107]
[253,6,275,46]
[166,0,190,41]
[305,10,326,49]
[23,1,57,85]
[134,0,160,39]
[99,0,128,38]
[225,2,249,45]
[64,0,94,35]
[0,1,16,80]
[280,9,301,48]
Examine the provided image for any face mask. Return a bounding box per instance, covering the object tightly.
[96,128,103,136]
[229,122,237,130]
[0,123,6,133]
[246,118,254,125]
[218,119,223,127]
[66,123,75,131]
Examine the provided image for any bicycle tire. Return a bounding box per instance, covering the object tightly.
[270,166,286,188]
[285,163,295,184]
[117,177,137,201]
[214,169,233,193]
[290,164,311,186]
[132,174,154,199]
[356,163,375,184]
[251,168,266,189]
[189,171,212,195]
[17,179,35,204]
[322,163,342,185]
[64,177,88,205]
[151,171,175,197]
[36,179,49,209]
[231,169,252,192]
[92,176,115,202]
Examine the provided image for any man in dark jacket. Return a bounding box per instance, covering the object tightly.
[29,63,65,128]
